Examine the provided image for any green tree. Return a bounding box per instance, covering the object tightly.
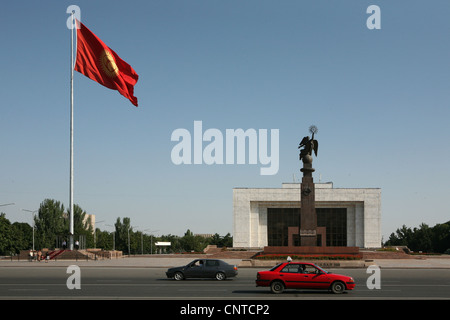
[222,233,233,247]
[432,222,450,253]
[385,225,413,247]
[131,230,142,254]
[33,199,96,250]
[114,217,132,254]
[409,223,432,252]
[385,221,450,253]
[0,213,14,255]
[180,229,208,252]
[34,199,66,249]
[208,233,233,248]
[11,222,33,253]
[95,229,114,250]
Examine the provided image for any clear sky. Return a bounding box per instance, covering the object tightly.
[1,1,449,241]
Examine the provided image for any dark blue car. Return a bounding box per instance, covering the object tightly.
[166,259,238,281]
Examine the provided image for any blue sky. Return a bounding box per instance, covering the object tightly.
[1,1,449,241]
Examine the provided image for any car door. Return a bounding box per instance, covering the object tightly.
[184,259,205,278]
[301,264,331,289]
[279,264,306,289]
[204,260,219,278]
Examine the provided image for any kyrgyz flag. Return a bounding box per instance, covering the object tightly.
[74,20,139,106]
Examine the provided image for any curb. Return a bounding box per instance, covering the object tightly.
[238,259,369,268]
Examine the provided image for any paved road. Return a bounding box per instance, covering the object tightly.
[2,257,446,319]
[1,263,449,300]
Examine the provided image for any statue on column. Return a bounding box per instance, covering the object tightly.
[298,125,319,247]
[298,125,318,163]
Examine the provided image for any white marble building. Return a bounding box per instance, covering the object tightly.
[233,182,381,249]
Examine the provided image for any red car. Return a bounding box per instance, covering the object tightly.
[256,262,355,294]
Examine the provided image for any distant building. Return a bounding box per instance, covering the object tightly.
[62,212,96,232]
[195,234,214,239]
[85,214,95,232]
[155,241,171,254]
[233,182,381,249]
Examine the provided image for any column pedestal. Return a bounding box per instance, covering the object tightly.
[300,157,317,246]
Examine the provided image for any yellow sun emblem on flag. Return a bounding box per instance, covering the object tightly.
[99,50,119,78]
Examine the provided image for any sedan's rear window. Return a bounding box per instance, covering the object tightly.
[269,263,283,271]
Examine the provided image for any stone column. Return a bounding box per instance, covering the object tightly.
[300,154,317,246]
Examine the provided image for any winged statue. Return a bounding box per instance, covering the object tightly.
[298,126,318,162]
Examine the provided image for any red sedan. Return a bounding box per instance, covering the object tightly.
[256,262,355,294]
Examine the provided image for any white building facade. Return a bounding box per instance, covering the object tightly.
[233,183,381,249]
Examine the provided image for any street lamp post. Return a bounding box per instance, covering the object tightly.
[137,228,159,255]
[127,227,130,255]
[94,220,105,249]
[0,203,15,207]
[128,226,137,256]
[141,231,144,255]
[149,230,159,255]
[22,209,37,252]
[106,224,115,251]
[130,225,141,255]
[139,228,151,255]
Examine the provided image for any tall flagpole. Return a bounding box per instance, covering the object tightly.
[69,11,75,250]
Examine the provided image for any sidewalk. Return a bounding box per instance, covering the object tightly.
[1,255,450,269]
[372,257,450,269]
[0,255,242,268]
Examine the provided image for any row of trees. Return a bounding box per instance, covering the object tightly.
[0,198,232,256]
[384,221,450,254]
[3,198,449,255]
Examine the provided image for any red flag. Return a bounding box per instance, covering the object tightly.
[74,20,139,107]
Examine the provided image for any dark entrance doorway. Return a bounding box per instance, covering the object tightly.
[267,208,347,247]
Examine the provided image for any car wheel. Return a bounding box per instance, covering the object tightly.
[331,281,346,294]
[270,281,285,294]
[215,272,226,281]
[174,272,184,281]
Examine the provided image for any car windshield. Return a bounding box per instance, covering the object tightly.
[314,264,328,274]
